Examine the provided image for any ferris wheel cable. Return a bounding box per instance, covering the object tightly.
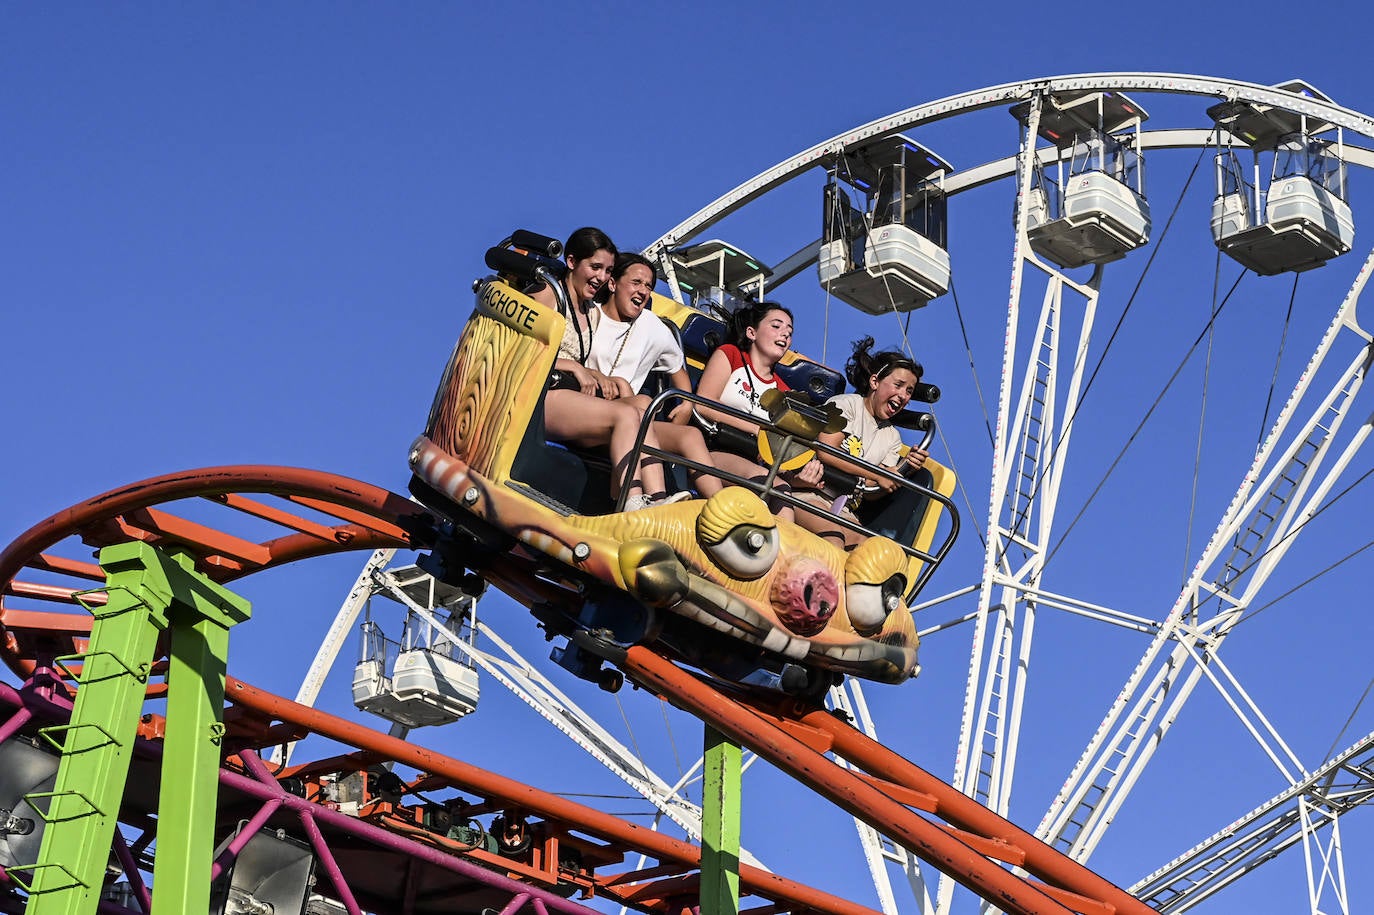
[901,311,921,421]
[614,690,653,789]
[934,415,989,552]
[659,695,685,778]
[1184,247,1226,587]
[552,792,656,799]
[822,286,832,365]
[949,279,997,452]
[1321,672,1374,767]
[1041,269,1244,570]
[820,166,845,366]
[1254,273,1302,457]
[998,144,1210,564]
[923,279,992,556]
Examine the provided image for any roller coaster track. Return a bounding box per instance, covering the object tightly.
[0,466,1154,915]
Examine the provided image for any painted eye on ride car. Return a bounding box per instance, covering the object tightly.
[696,488,780,580]
[843,536,909,634]
[846,574,905,634]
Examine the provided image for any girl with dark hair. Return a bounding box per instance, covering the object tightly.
[531,226,630,399]
[796,336,929,548]
[695,302,824,520]
[587,253,683,397]
[532,228,680,509]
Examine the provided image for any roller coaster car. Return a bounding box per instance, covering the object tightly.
[406,246,956,695]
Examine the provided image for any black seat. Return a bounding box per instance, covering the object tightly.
[776,360,844,403]
[681,313,729,365]
[509,389,614,515]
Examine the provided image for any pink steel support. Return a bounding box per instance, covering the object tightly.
[109,830,151,913]
[297,808,363,915]
[208,797,283,880]
[499,894,532,915]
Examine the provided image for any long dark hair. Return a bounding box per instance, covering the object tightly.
[845,336,922,394]
[728,301,793,350]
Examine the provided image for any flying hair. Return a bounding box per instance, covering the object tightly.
[845,336,923,395]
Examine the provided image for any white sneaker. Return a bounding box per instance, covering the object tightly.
[624,491,693,511]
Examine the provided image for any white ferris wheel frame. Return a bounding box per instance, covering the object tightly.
[640,72,1374,915]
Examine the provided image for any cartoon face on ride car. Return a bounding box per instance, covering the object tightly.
[578,487,919,683]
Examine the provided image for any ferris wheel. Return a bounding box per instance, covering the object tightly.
[23,71,1350,915]
[618,73,1374,912]
[298,73,1374,915]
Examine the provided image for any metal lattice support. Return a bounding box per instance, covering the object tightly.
[1133,729,1374,912]
[937,92,1104,915]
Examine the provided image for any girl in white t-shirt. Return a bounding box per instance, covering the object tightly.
[590,253,723,497]
[797,337,929,548]
[528,228,677,510]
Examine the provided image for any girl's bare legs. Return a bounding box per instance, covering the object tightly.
[651,422,723,497]
[622,394,722,498]
[546,390,666,497]
[794,492,865,549]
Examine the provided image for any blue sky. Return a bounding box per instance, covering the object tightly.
[6,4,1374,913]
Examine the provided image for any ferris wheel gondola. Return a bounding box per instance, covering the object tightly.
[818,134,953,313]
[1208,80,1356,275]
[1012,88,1152,268]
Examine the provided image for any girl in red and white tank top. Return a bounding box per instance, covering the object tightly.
[695,303,823,521]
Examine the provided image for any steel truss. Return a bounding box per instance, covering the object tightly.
[0,666,861,915]
[1133,728,1374,912]
[0,468,862,915]
[1033,251,1373,874]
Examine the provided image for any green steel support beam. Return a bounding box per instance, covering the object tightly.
[21,542,250,915]
[149,552,249,915]
[700,724,741,915]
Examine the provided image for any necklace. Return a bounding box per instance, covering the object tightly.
[561,286,593,365]
[608,316,636,377]
[740,348,776,407]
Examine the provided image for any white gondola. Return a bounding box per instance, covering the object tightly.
[351,567,480,728]
[817,134,951,314]
[1208,81,1354,275]
[1011,90,1152,269]
[667,238,773,315]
